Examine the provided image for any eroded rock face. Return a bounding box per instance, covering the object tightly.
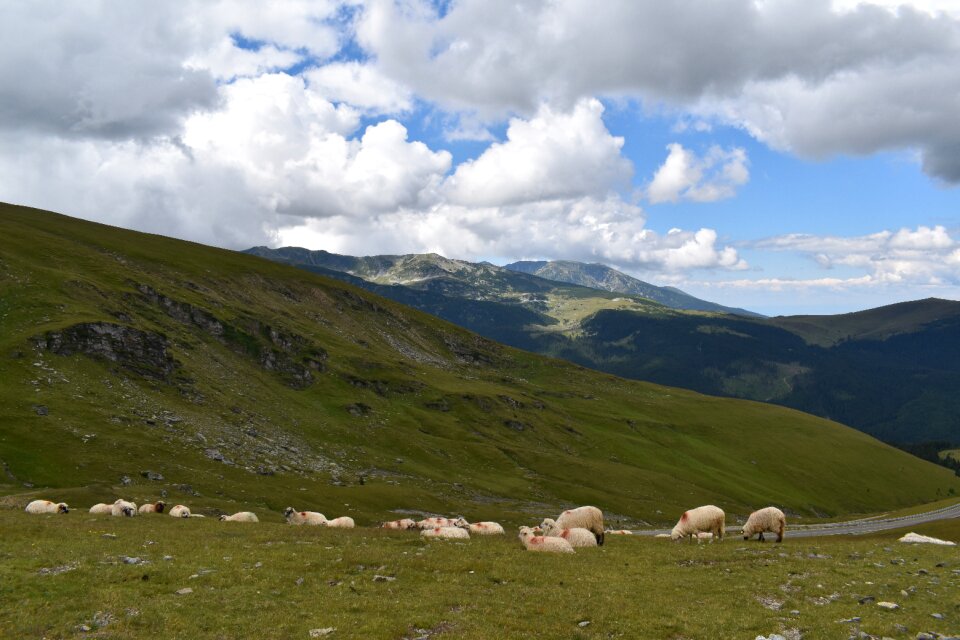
[36,322,176,380]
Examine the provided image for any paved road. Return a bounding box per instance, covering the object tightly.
[631,501,960,539]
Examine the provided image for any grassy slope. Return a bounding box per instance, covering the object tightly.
[768,298,960,347]
[2,510,958,639]
[1,203,958,528]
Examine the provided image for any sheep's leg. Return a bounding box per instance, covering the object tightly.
[776,523,784,543]
[758,532,765,542]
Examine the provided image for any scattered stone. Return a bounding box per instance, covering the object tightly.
[373,574,396,583]
[33,405,48,416]
[877,601,900,611]
[918,569,929,575]
[101,533,117,540]
[140,470,164,481]
[76,624,92,633]
[37,562,78,576]
[120,475,132,486]
[757,595,783,611]
[859,596,876,605]
[807,553,830,559]
[916,634,937,640]
[176,588,193,595]
[577,621,591,628]
[254,562,262,568]
[931,613,944,620]
[120,556,143,565]
[839,617,862,624]
[163,555,173,561]
[308,628,335,637]
[296,577,305,586]
[790,610,800,615]
[91,611,115,628]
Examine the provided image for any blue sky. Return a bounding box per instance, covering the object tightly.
[1,0,959,315]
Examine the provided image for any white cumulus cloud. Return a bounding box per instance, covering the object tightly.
[647,144,749,204]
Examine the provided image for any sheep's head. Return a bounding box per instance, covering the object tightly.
[404,519,417,530]
[57,503,69,514]
[122,506,135,517]
[517,526,536,542]
[283,507,295,519]
[155,501,166,513]
[670,526,684,541]
[452,517,470,529]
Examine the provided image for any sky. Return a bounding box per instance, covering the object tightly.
[2,1,960,315]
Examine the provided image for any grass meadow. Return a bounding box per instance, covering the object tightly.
[2,509,958,639]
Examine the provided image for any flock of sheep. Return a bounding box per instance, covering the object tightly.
[24,499,787,552]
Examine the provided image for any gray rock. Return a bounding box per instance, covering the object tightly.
[877,601,900,611]
[578,621,591,628]
[839,617,862,624]
[308,629,335,637]
[140,470,164,481]
[931,613,944,620]
[175,588,193,595]
[372,574,396,582]
[120,475,132,486]
[120,556,142,565]
[101,533,117,540]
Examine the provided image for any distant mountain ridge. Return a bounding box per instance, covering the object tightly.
[505,260,762,317]
[245,246,960,445]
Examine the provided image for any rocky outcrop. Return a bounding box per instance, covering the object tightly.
[35,322,176,380]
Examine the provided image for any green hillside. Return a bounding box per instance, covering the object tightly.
[2,203,958,526]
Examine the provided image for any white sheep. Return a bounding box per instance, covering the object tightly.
[547,506,605,545]
[518,526,574,553]
[89,503,113,515]
[168,504,192,518]
[452,517,505,535]
[138,501,166,515]
[540,519,599,548]
[321,516,355,528]
[671,505,725,542]
[381,518,417,530]
[696,532,714,544]
[25,499,69,514]
[420,526,470,540]
[219,511,259,523]
[283,507,327,525]
[111,499,138,517]
[416,516,454,529]
[741,506,786,543]
[606,529,633,535]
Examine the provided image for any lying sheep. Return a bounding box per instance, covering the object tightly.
[421,526,470,540]
[89,503,113,515]
[452,517,505,535]
[283,507,327,525]
[417,517,454,529]
[111,499,137,517]
[381,518,417,530]
[25,500,69,514]
[547,506,605,545]
[540,520,598,548]
[518,526,574,553]
[742,506,786,543]
[671,505,725,542]
[138,501,166,515]
[321,516,355,528]
[219,511,259,523]
[168,504,192,518]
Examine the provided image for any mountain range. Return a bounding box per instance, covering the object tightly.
[247,246,960,445]
[3,202,957,523]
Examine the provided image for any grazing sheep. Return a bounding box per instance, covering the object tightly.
[421,526,470,540]
[671,505,725,543]
[606,529,633,535]
[518,526,574,553]
[219,511,259,523]
[321,516,355,528]
[138,501,166,515]
[452,517,505,535]
[89,503,113,515]
[283,507,327,525]
[742,506,786,543]
[540,520,598,548]
[548,506,605,545]
[168,504,192,518]
[381,518,417,530]
[417,517,454,529]
[25,500,69,514]
[111,499,137,517]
